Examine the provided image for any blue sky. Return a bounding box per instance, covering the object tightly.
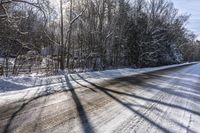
[171,0,200,39]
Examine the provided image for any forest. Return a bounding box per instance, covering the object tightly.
[0,0,200,75]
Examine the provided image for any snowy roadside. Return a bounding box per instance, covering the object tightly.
[0,62,197,103]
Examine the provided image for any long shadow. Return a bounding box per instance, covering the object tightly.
[172,120,197,133]
[73,75,161,115]
[69,75,97,92]
[0,80,26,92]
[112,71,200,103]
[115,72,200,91]
[75,73,200,132]
[145,73,200,90]
[1,76,67,133]
[121,74,200,103]
[63,75,95,133]
[142,82,200,102]
[77,74,200,116]
[1,64,197,132]
[2,77,95,133]
[2,87,54,133]
[76,74,173,133]
[147,73,200,93]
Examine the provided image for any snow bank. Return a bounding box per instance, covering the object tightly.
[0,62,195,94]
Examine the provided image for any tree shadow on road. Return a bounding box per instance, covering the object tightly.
[121,73,200,104]
[74,73,200,133]
[75,74,173,133]
[2,87,53,133]
[1,77,63,133]
[2,75,95,133]
[63,75,95,133]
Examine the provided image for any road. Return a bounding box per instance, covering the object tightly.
[0,64,200,133]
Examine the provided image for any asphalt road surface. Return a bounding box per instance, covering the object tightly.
[0,64,200,133]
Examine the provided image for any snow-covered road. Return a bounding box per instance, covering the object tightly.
[0,63,200,133]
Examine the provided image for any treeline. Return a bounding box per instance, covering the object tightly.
[0,0,200,75]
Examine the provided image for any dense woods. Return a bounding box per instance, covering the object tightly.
[0,0,200,75]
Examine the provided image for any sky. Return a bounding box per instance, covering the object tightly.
[171,0,200,40]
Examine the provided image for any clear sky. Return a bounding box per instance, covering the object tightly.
[171,0,200,39]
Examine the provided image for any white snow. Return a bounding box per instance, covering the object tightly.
[0,58,15,66]
[0,62,196,97]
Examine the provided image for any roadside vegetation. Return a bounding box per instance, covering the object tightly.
[0,0,200,76]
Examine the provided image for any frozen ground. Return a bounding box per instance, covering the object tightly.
[0,63,199,133]
[0,63,194,94]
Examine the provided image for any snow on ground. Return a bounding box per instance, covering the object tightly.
[1,63,199,133]
[0,58,15,66]
[0,62,195,94]
[0,62,197,107]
